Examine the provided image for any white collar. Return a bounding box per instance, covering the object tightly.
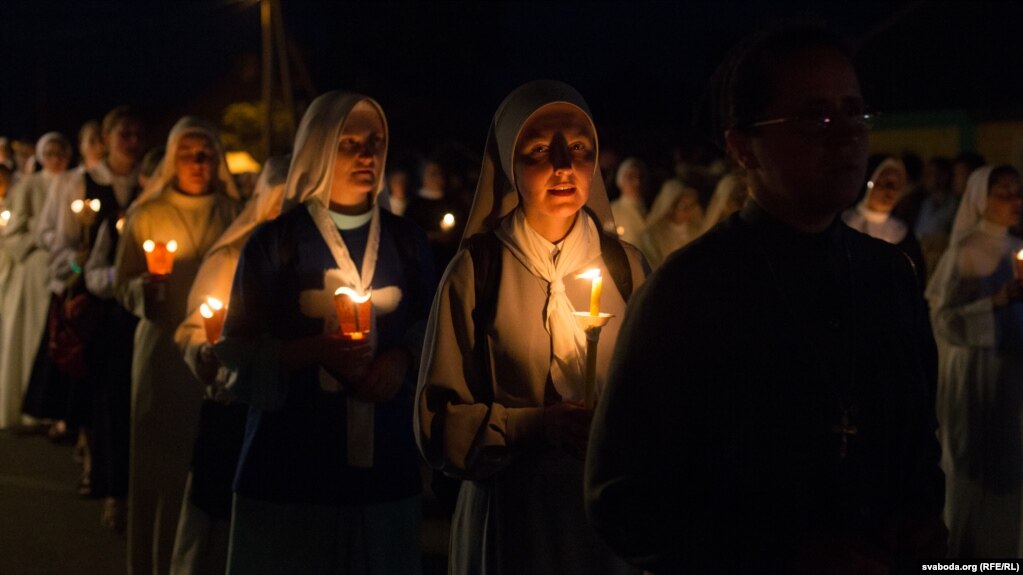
[329,209,373,230]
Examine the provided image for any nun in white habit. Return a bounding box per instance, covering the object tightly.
[843,157,927,282]
[415,80,645,575]
[925,165,1023,558]
[609,157,648,246]
[0,132,70,428]
[114,117,241,575]
[216,92,434,574]
[638,178,703,270]
[168,155,288,575]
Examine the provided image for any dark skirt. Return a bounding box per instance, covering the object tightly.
[20,296,71,422]
[89,303,137,498]
[190,400,248,519]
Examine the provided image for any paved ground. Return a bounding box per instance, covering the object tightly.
[0,428,449,574]
[0,428,126,575]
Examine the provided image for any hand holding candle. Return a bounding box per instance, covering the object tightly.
[199,296,226,343]
[333,287,372,340]
[572,268,614,408]
[143,239,178,276]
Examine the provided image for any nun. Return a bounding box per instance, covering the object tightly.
[0,132,71,429]
[114,117,241,575]
[638,178,704,269]
[168,155,288,575]
[842,156,927,282]
[926,165,1023,558]
[216,91,435,573]
[415,80,646,574]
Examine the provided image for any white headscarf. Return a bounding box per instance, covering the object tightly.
[925,165,996,308]
[701,172,747,235]
[34,132,71,166]
[844,157,909,244]
[949,166,995,246]
[461,80,614,242]
[465,80,614,399]
[132,116,240,208]
[281,92,388,300]
[641,179,702,267]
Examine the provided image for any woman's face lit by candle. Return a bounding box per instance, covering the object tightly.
[984,172,1022,228]
[514,103,595,239]
[865,166,905,214]
[331,101,386,209]
[174,134,216,195]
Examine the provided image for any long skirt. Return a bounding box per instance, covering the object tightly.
[227,494,422,574]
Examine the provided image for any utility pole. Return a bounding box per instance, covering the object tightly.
[261,0,272,161]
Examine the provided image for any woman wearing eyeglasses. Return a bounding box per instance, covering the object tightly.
[842,156,928,287]
[926,165,1023,558]
[114,117,241,575]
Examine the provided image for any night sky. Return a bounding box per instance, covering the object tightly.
[2,1,1022,168]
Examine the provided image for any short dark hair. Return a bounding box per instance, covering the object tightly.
[708,23,855,148]
[954,152,985,174]
[988,164,1019,190]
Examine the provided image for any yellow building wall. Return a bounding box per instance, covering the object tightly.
[868,127,960,159]
[976,121,1023,168]
[869,121,1023,172]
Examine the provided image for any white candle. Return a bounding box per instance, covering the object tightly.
[577,268,603,316]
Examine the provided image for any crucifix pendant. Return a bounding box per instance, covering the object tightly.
[831,410,858,459]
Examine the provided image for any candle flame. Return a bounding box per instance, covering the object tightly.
[70,199,84,213]
[143,239,155,253]
[0,210,9,223]
[441,213,455,226]
[115,217,125,233]
[166,240,178,253]
[89,199,101,212]
[199,303,214,319]
[334,286,371,303]
[1017,249,1023,261]
[206,296,224,311]
[576,268,602,280]
[616,225,625,237]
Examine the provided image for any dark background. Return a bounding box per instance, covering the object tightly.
[1,1,1020,167]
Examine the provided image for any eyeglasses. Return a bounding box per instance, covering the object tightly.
[747,111,877,135]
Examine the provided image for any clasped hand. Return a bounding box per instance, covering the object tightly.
[319,337,409,403]
[543,400,594,460]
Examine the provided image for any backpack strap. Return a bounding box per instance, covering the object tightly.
[465,231,503,361]
[583,206,634,303]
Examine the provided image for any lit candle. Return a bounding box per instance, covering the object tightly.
[115,217,125,234]
[88,198,101,213]
[1015,249,1023,279]
[70,199,84,214]
[333,287,372,340]
[577,268,603,316]
[143,239,178,275]
[0,210,9,227]
[440,213,456,232]
[199,296,226,343]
